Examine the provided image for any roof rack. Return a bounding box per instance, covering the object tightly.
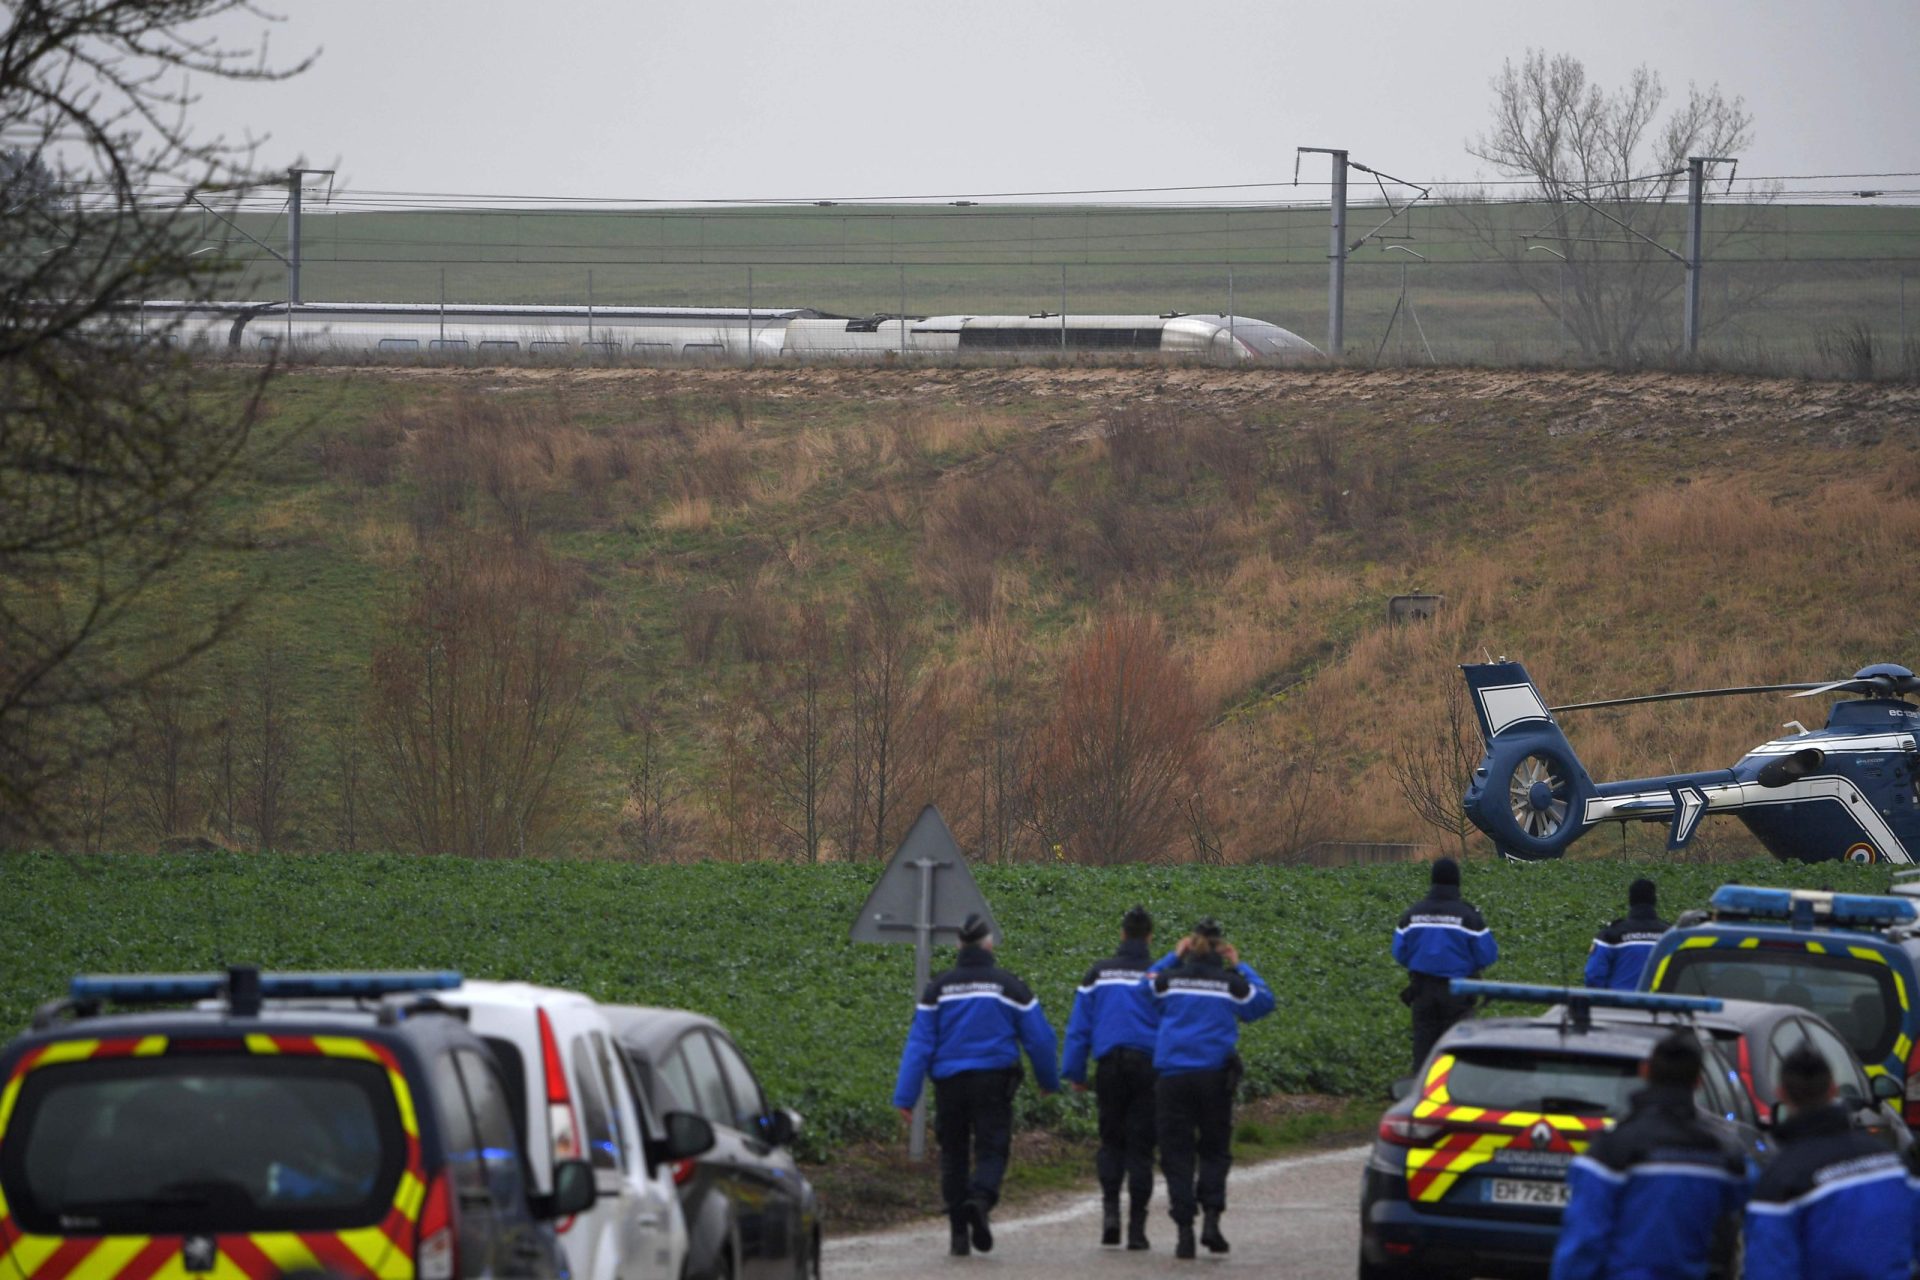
[1708,884,1917,929]
[35,966,462,1027]
[1453,979,1722,1032]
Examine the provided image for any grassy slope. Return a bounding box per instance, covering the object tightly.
[0,854,1891,1159]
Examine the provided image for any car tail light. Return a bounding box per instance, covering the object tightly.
[671,1159,697,1186]
[1903,1041,1920,1127]
[417,1170,457,1280]
[1377,1116,1444,1146]
[1736,1036,1761,1112]
[538,1007,580,1162]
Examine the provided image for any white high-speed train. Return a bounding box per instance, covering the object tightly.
[126,300,1322,362]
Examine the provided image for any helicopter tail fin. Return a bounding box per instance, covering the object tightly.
[1460,661,1595,861]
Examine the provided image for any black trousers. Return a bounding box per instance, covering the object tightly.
[934,1068,1016,1215]
[1156,1068,1234,1224]
[1409,975,1474,1071]
[1094,1049,1158,1206]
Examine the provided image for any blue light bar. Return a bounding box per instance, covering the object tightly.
[1709,884,1916,926]
[70,970,463,1004]
[1451,979,1723,1014]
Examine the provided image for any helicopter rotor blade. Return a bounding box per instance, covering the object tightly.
[1550,684,1829,713]
[1788,679,1865,699]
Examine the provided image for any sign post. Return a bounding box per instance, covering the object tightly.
[850,805,995,1159]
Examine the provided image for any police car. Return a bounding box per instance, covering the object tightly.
[1642,885,1920,1126]
[0,968,595,1280]
[1359,984,1756,1280]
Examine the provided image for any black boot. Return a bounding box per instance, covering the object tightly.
[1174,1221,1196,1260]
[1101,1198,1121,1247]
[966,1197,994,1254]
[1126,1204,1150,1251]
[1200,1209,1228,1254]
[949,1213,971,1258]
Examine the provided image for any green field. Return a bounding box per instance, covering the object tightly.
[0,853,1890,1158]
[190,200,1920,370]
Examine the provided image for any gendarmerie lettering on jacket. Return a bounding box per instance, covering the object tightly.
[1062,937,1165,1082]
[1392,883,1499,979]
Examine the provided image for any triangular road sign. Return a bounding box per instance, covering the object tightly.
[849,805,997,945]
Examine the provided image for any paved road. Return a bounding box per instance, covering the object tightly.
[825,1145,1368,1278]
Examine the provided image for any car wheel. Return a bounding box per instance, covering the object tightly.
[798,1232,821,1280]
[1358,1246,1393,1280]
[713,1247,734,1280]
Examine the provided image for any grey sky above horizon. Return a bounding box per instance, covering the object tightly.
[186,0,1920,205]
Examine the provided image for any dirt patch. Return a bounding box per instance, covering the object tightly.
[803,1092,1368,1234]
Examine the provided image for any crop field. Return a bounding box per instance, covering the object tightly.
[191,200,1920,370]
[0,852,1888,1158]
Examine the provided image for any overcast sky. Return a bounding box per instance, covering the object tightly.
[185,0,1919,204]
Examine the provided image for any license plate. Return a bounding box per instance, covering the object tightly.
[1488,1178,1569,1207]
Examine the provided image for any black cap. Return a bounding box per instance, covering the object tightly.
[1192,917,1224,941]
[958,913,991,944]
[1122,905,1153,939]
[1629,877,1657,907]
[1431,857,1461,887]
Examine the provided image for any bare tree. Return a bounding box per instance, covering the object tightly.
[324,715,364,852]
[127,674,199,841]
[842,578,933,860]
[240,635,297,850]
[1389,673,1482,860]
[959,617,1037,863]
[747,605,844,862]
[617,700,685,861]
[368,536,587,857]
[1028,612,1209,865]
[1464,49,1768,359]
[0,3,311,840]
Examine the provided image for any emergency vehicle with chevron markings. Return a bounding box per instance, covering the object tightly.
[1359,983,1757,1280]
[0,969,596,1280]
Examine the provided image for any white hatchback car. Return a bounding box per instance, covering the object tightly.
[443,981,707,1280]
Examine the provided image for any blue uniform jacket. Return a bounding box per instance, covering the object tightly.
[1550,1084,1748,1280]
[892,945,1061,1109]
[1583,905,1671,992]
[1391,884,1498,978]
[1061,939,1170,1083]
[1150,954,1275,1076]
[1743,1103,1916,1280]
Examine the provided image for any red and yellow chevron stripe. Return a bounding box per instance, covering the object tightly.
[0,1034,426,1280]
[1402,1053,1610,1204]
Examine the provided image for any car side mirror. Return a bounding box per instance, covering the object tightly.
[663,1110,716,1161]
[543,1159,597,1219]
[1871,1074,1903,1104]
[760,1107,803,1147]
[1388,1077,1414,1102]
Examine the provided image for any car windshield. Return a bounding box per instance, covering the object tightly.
[1659,951,1898,1061]
[0,1053,404,1234]
[1444,1049,1643,1116]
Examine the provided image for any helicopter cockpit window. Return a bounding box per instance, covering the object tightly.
[1663,952,1897,1062]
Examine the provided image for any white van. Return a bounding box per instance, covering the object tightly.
[443,981,708,1280]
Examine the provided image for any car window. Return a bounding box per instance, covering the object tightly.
[1800,1019,1868,1104]
[569,1034,620,1172]
[708,1033,766,1129]
[1442,1050,1641,1117]
[431,1052,488,1199]
[616,1051,661,1137]
[1702,1043,1756,1125]
[1660,950,1898,1061]
[655,1048,698,1115]
[590,1032,635,1171]
[0,1054,402,1236]
[479,1035,528,1147]
[677,1031,737,1129]
[1694,1045,1740,1122]
[454,1049,524,1186]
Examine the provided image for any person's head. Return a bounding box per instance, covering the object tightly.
[1121,904,1153,942]
[1778,1045,1836,1111]
[1430,857,1460,888]
[1187,917,1224,959]
[1642,1030,1704,1090]
[958,914,994,951]
[1629,877,1657,909]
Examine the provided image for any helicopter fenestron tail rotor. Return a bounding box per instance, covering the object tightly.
[1508,753,1573,840]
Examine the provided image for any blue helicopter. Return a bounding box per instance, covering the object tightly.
[1460,660,1920,864]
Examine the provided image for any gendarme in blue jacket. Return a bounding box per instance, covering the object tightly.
[1150,952,1275,1076]
[1061,938,1167,1084]
[1391,882,1498,978]
[1583,904,1671,992]
[1743,1102,1917,1280]
[892,945,1062,1109]
[1550,1083,1748,1280]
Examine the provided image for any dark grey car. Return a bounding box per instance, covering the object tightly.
[601,1007,820,1280]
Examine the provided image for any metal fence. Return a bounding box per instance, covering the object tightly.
[206,199,1920,375]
